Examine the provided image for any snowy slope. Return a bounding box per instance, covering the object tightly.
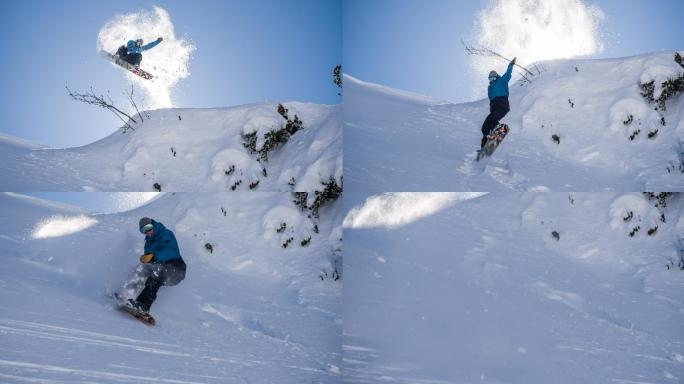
[344,51,684,192]
[343,192,684,383]
[0,102,341,192]
[0,192,342,383]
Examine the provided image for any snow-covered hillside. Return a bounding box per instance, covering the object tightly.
[344,51,684,192]
[0,102,341,192]
[0,192,342,383]
[343,192,684,383]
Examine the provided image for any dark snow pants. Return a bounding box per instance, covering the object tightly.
[122,52,143,66]
[480,96,510,149]
[135,258,186,311]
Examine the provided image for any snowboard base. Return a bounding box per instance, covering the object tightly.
[476,123,509,161]
[100,50,153,80]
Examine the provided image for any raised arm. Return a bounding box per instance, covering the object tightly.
[501,59,515,83]
[141,37,163,51]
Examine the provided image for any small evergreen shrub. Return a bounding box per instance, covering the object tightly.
[276,222,287,233]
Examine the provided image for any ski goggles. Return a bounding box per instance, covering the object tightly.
[488,76,497,82]
[140,223,153,234]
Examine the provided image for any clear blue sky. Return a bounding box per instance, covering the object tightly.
[343,0,684,103]
[0,0,341,148]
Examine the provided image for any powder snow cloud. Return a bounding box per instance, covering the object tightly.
[470,0,604,94]
[97,6,195,109]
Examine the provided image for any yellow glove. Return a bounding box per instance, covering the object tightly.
[140,253,155,263]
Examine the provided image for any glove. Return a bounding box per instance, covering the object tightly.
[511,57,517,65]
[140,253,155,264]
[158,37,163,42]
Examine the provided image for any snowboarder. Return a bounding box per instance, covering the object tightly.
[127,217,186,314]
[116,37,163,67]
[479,57,516,151]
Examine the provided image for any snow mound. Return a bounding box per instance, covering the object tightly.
[344,51,684,192]
[0,102,340,192]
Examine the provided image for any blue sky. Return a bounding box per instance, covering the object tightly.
[0,0,341,148]
[343,0,684,103]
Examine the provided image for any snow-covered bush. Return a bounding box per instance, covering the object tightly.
[242,104,305,162]
[610,193,679,238]
[291,177,343,219]
[639,52,684,111]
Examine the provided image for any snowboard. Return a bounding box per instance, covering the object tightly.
[111,292,155,326]
[119,304,156,326]
[100,50,153,80]
[476,123,509,162]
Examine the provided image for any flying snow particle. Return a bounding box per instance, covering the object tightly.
[97,6,195,109]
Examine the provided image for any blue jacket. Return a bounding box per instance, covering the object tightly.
[488,62,514,101]
[126,39,161,55]
[144,220,182,263]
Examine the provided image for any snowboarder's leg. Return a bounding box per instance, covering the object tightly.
[135,274,163,312]
[162,259,187,287]
[132,260,186,312]
[480,114,498,149]
[480,97,510,149]
[121,53,142,67]
[129,53,142,66]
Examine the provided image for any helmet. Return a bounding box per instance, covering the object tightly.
[139,217,153,233]
[488,70,498,81]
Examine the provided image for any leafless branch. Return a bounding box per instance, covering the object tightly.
[125,85,144,123]
[462,40,536,77]
[66,85,137,132]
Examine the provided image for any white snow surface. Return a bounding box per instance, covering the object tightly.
[0,102,341,192]
[343,192,487,229]
[0,192,342,383]
[344,51,684,192]
[343,192,684,383]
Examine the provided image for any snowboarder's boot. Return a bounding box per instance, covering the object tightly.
[127,299,147,313]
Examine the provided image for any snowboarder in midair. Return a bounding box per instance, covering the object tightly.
[128,217,186,313]
[116,37,163,67]
[480,57,516,151]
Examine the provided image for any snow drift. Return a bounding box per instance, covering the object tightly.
[0,102,341,192]
[0,192,342,383]
[344,51,684,192]
[343,192,684,383]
